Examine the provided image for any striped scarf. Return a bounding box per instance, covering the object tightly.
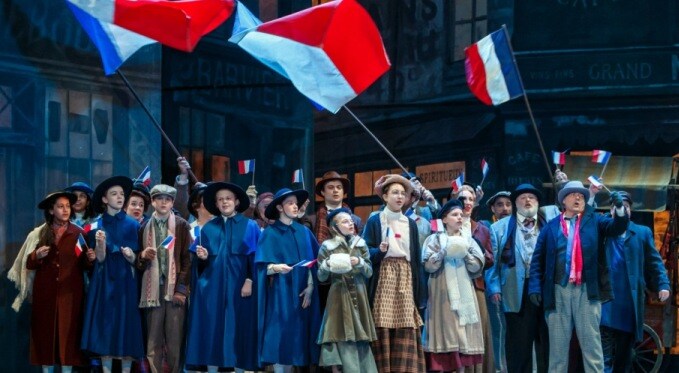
[560,214,582,285]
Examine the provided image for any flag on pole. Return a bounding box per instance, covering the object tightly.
[481,159,490,178]
[464,27,524,106]
[292,169,304,184]
[587,175,604,188]
[294,259,318,268]
[430,219,444,233]
[592,150,612,164]
[238,159,255,174]
[136,166,151,187]
[160,235,175,250]
[65,0,235,52]
[552,151,566,165]
[189,226,201,253]
[75,234,88,257]
[65,2,155,75]
[229,0,390,113]
[451,173,465,193]
[83,219,100,234]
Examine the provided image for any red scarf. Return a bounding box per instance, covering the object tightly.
[560,214,582,285]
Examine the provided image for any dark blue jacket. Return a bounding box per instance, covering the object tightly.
[528,206,628,311]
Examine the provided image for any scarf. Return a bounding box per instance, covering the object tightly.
[315,203,351,243]
[560,214,582,285]
[8,224,45,312]
[140,212,177,308]
[438,233,479,325]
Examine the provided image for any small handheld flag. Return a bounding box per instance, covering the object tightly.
[592,150,612,164]
[83,219,100,234]
[75,233,88,257]
[587,175,603,188]
[481,159,490,178]
[465,27,524,106]
[552,151,566,165]
[189,226,201,253]
[238,159,255,174]
[430,219,444,233]
[160,235,175,250]
[451,173,465,193]
[292,169,304,183]
[293,259,317,268]
[136,166,151,187]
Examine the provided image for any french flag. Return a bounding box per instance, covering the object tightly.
[66,0,235,53]
[136,166,151,187]
[481,159,490,178]
[592,150,612,164]
[229,0,390,113]
[238,159,255,175]
[295,259,318,268]
[552,151,566,165]
[450,173,465,193]
[464,27,524,106]
[587,175,604,188]
[430,219,444,233]
[83,219,100,234]
[189,226,201,253]
[160,235,175,251]
[292,169,304,184]
[75,234,88,257]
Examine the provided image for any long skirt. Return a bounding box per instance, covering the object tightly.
[320,341,377,372]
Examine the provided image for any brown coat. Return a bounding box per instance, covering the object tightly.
[471,220,493,291]
[26,223,92,366]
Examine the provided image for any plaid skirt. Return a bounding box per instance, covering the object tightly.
[372,258,422,329]
[372,327,425,373]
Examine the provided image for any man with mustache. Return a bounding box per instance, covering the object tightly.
[528,181,629,372]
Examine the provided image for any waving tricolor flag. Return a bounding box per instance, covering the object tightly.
[465,27,524,106]
[229,0,390,113]
[160,235,175,250]
[552,151,566,165]
[451,173,465,193]
[481,159,490,178]
[135,166,151,187]
[238,159,255,175]
[592,150,612,164]
[294,259,318,268]
[292,169,304,184]
[430,219,444,233]
[66,0,235,53]
[83,219,101,234]
[189,226,201,253]
[587,175,604,188]
[75,234,88,257]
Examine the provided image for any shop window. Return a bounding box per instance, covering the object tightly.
[0,85,12,128]
[212,155,231,181]
[450,0,487,61]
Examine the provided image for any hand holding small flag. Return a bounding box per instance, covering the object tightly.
[450,173,465,193]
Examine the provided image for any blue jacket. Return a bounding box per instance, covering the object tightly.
[601,222,670,341]
[528,206,628,311]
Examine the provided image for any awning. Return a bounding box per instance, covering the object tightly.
[561,155,673,212]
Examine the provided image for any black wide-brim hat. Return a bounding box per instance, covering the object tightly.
[92,176,133,214]
[202,182,250,216]
[38,191,77,210]
[265,188,309,220]
[510,183,543,205]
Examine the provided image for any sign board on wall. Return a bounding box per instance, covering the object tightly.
[416,161,465,190]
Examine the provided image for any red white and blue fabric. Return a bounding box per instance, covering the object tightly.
[229,0,391,113]
[66,0,235,53]
[160,235,175,250]
[136,166,151,187]
[451,173,465,193]
[75,233,88,257]
[292,169,304,183]
[294,259,317,268]
[430,219,444,233]
[189,226,201,253]
[587,175,604,188]
[238,159,255,174]
[552,151,566,165]
[65,2,155,75]
[232,0,261,35]
[481,159,490,178]
[465,28,524,106]
[83,218,101,234]
[592,150,612,164]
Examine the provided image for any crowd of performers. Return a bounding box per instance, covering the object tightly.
[8,157,672,373]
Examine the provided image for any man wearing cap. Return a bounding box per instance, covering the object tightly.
[136,184,192,373]
[255,188,321,372]
[186,182,260,372]
[312,171,362,243]
[528,181,629,372]
[599,191,670,372]
[480,191,512,229]
[485,183,550,373]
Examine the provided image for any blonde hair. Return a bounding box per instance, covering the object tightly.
[451,184,475,200]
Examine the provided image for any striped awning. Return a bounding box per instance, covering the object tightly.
[562,155,673,212]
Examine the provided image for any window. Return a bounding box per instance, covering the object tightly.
[0,85,12,128]
[450,0,487,61]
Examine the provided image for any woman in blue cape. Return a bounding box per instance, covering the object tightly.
[81,176,143,373]
[256,188,321,372]
[185,182,260,372]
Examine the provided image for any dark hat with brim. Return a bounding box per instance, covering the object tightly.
[486,191,512,207]
[438,199,464,219]
[511,184,543,205]
[92,176,133,214]
[187,182,208,217]
[265,188,309,220]
[203,182,250,216]
[38,191,77,210]
[65,182,94,196]
[558,181,590,205]
[326,207,352,225]
[315,171,351,197]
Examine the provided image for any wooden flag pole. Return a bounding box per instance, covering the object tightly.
[117,70,198,183]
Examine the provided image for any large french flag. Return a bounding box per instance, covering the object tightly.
[66,0,235,53]
[465,27,524,106]
[229,0,391,113]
